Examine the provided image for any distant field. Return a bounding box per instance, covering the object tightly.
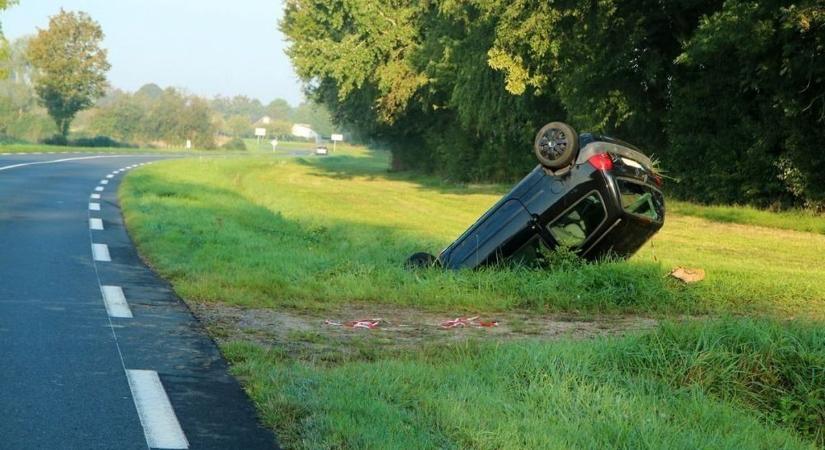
[119,146,825,448]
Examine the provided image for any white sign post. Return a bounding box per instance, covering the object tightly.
[331,133,343,152]
[254,127,267,149]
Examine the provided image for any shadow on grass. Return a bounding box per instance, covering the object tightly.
[295,151,509,197]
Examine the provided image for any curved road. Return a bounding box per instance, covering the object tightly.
[0,153,277,449]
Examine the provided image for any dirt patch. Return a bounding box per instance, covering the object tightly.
[191,302,658,364]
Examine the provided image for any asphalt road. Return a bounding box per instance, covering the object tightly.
[0,153,277,449]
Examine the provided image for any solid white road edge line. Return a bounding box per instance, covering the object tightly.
[91,243,111,262]
[126,370,189,450]
[100,285,133,318]
[89,203,100,211]
[0,155,154,173]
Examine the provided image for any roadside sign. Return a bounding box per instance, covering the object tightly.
[331,134,344,142]
[254,128,267,137]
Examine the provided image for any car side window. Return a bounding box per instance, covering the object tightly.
[546,193,606,247]
[617,179,662,221]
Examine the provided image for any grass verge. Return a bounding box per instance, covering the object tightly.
[119,150,825,318]
[118,146,825,448]
[223,318,823,448]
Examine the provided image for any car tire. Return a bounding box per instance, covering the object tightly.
[405,252,438,269]
[534,122,579,170]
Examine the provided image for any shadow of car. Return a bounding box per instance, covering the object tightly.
[408,122,665,270]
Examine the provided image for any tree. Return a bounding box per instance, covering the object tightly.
[135,83,163,100]
[225,114,252,137]
[0,0,17,79]
[266,98,292,121]
[27,10,110,140]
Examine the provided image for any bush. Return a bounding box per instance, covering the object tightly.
[221,137,247,150]
[40,134,68,146]
[71,135,132,148]
[38,134,133,148]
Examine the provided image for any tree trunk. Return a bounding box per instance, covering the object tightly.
[60,119,70,142]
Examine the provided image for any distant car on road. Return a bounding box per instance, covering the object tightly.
[407,122,665,269]
[315,145,329,156]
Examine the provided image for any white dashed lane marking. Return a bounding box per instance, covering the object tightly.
[126,370,189,449]
[89,218,103,230]
[89,203,100,211]
[100,179,109,185]
[91,243,111,262]
[100,285,133,318]
[90,193,101,199]
[106,174,114,178]
[95,186,104,192]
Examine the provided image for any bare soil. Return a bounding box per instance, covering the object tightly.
[191,302,659,364]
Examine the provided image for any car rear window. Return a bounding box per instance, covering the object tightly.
[617,179,663,221]
[546,192,606,247]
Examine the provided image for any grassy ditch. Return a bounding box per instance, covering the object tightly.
[223,318,823,448]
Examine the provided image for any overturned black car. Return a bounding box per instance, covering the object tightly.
[408,122,665,270]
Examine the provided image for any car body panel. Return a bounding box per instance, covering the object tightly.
[437,133,665,270]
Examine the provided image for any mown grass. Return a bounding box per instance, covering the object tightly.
[119,146,825,448]
[224,318,823,449]
[669,200,825,235]
[119,148,825,318]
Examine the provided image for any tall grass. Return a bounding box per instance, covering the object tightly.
[606,318,825,444]
[224,318,823,449]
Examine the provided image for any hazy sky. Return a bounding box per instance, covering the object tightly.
[2,0,305,105]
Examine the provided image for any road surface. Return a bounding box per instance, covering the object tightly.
[0,153,277,449]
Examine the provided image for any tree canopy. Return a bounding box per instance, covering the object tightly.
[27,9,110,139]
[0,0,17,79]
[283,0,825,210]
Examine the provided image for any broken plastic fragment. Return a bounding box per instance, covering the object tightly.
[669,267,705,283]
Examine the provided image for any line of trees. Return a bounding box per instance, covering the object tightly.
[1,7,335,149]
[282,1,824,210]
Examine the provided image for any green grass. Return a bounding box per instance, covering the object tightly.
[224,318,823,449]
[118,145,825,448]
[119,148,825,319]
[669,200,825,235]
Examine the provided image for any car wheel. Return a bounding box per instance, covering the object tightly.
[405,252,438,269]
[534,122,579,170]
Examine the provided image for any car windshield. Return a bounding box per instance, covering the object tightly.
[547,193,606,247]
[617,179,663,221]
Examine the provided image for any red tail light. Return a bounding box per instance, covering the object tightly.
[588,153,613,171]
[652,174,663,187]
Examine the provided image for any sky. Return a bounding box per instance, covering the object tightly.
[1,0,305,105]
